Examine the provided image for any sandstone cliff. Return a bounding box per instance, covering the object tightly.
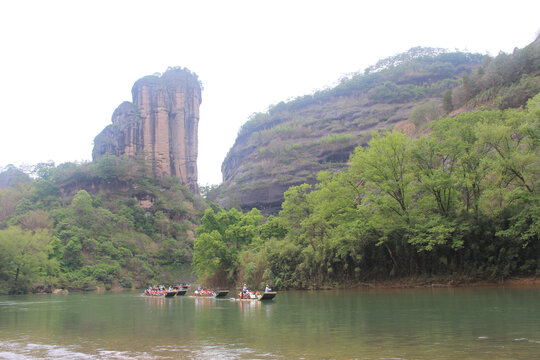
[93,68,201,191]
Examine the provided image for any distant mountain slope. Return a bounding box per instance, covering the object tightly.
[216,48,484,213]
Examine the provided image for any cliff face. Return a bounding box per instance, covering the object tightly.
[93,68,201,191]
[217,49,483,214]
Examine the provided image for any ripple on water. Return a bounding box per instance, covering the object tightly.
[0,340,159,360]
[153,343,280,359]
[0,340,280,360]
[0,300,64,307]
[1,341,93,360]
[515,338,540,344]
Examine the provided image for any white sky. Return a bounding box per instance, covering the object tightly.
[0,1,538,185]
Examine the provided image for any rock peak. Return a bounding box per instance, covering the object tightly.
[93,68,202,191]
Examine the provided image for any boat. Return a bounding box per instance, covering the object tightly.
[194,289,213,297]
[215,290,229,298]
[236,291,277,301]
[142,289,168,297]
[193,289,230,298]
[143,285,186,297]
[258,291,277,300]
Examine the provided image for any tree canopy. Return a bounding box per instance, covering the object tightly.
[195,93,540,289]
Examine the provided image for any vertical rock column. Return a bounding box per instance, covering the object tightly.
[169,81,200,189]
[93,68,202,191]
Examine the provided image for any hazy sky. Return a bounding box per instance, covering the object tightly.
[0,1,538,185]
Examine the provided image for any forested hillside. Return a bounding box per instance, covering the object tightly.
[196,37,540,289]
[195,93,540,289]
[216,48,483,213]
[0,156,205,294]
[216,38,540,214]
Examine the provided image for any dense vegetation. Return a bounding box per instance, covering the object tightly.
[0,156,205,294]
[450,37,540,111]
[195,93,540,289]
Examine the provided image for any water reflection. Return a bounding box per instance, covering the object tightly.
[143,295,182,314]
[236,299,261,315]
[193,295,216,311]
[1,288,540,359]
[264,302,272,318]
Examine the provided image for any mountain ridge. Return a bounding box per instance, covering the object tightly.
[216,48,484,213]
[216,38,540,214]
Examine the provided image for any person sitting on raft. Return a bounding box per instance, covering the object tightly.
[265,284,271,292]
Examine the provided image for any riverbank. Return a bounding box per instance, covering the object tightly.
[353,276,540,289]
[20,275,540,295]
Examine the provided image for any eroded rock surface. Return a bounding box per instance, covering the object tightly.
[93,68,201,191]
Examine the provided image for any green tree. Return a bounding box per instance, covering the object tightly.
[192,231,231,284]
[279,183,313,236]
[194,207,263,286]
[443,89,453,113]
[477,105,538,200]
[348,131,414,272]
[0,227,55,294]
[351,131,412,221]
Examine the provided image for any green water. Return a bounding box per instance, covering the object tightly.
[1,287,539,359]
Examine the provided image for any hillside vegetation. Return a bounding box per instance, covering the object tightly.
[195,37,540,289]
[217,38,540,214]
[217,48,484,212]
[195,93,540,289]
[0,156,205,294]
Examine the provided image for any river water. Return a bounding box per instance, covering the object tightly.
[0,287,539,359]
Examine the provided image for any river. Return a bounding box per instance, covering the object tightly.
[1,287,539,359]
